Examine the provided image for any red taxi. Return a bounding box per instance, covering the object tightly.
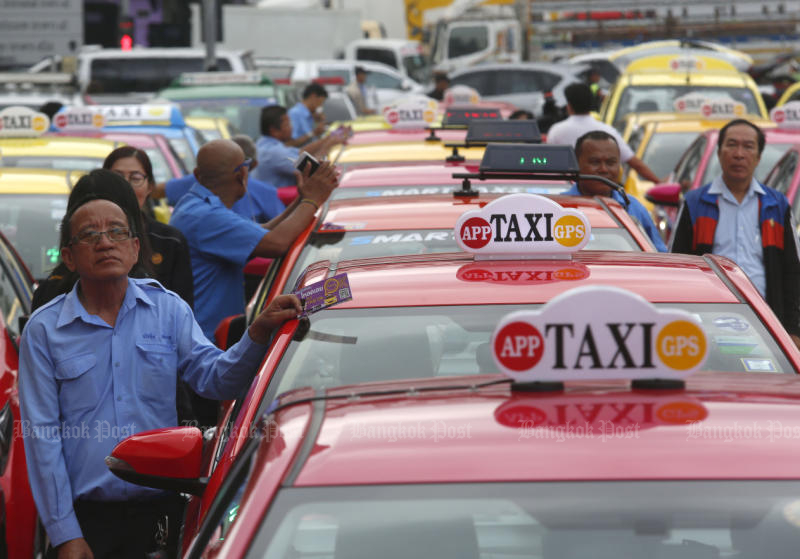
[107,191,800,556]
[0,231,35,558]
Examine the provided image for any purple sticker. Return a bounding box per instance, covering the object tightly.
[293,272,353,316]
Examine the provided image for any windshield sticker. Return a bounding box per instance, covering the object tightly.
[713,316,750,331]
[348,232,452,246]
[741,358,776,373]
[293,272,352,316]
[713,336,760,355]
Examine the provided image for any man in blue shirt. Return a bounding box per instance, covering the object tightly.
[567,130,668,252]
[287,83,328,147]
[171,138,338,340]
[254,105,345,187]
[19,169,303,558]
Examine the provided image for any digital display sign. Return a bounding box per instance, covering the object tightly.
[479,144,579,174]
[442,106,502,127]
[465,121,541,145]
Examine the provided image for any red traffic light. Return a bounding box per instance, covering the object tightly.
[120,34,133,50]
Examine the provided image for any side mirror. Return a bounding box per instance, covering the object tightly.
[105,427,208,496]
[215,313,247,350]
[645,183,681,207]
[401,80,413,91]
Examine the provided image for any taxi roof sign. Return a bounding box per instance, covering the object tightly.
[480,143,578,174]
[465,120,541,145]
[625,54,739,74]
[443,85,481,106]
[770,101,800,129]
[176,71,266,86]
[383,96,438,129]
[90,104,186,128]
[492,285,708,381]
[442,106,502,128]
[51,107,106,131]
[455,193,591,259]
[0,106,50,137]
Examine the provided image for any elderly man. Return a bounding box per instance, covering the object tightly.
[565,130,667,252]
[670,119,800,346]
[19,169,302,559]
[171,138,338,340]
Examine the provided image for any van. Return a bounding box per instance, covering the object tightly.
[344,39,431,85]
[77,47,255,103]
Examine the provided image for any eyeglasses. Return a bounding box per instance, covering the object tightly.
[69,227,133,246]
[233,158,253,174]
[112,170,148,187]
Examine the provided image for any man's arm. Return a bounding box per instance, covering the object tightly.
[781,208,800,342]
[628,199,667,252]
[669,201,694,254]
[626,156,663,184]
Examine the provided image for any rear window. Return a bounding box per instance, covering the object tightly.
[356,47,398,70]
[87,57,233,94]
[448,25,489,59]
[0,194,66,279]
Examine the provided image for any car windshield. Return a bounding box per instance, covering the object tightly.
[613,86,761,130]
[269,303,792,397]
[0,194,66,279]
[167,137,196,170]
[402,53,431,84]
[701,141,793,186]
[143,147,173,182]
[285,228,644,293]
[88,57,233,94]
[641,132,701,179]
[331,182,571,201]
[171,98,272,140]
[0,156,104,172]
[239,482,800,559]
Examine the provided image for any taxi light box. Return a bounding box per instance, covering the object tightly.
[442,106,502,127]
[480,144,578,174]
[0,106,50,137]
[52,108,105,131]
[492,286,708,381]
[465,121,541,145]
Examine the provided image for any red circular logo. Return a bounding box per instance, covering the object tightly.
[701,104,713,118]
[460,217,492,249]
[54,114,67,128]
[494,321,544,372]
[386,110,399,124]
[676,100,685,111]
[774,109,786,124]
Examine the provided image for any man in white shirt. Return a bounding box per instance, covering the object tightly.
[546,83,663,184]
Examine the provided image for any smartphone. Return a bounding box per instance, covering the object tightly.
[295,150,320,176]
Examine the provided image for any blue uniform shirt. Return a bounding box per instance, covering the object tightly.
[170,183,267,339]
[564,184,668,252]
[19,278,268,546]
[288,102,314,140]
[709,175,766,297]
[254,135,300,188]
[165,173,285,222]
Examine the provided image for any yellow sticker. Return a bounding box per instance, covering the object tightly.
[553,215,586,247]
[151,252,163,265]
[656,320,706,370]
[32,115,48,133]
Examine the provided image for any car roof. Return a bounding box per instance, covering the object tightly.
[623,71,753,87]
[451,62,586,77]
[47,130,159,148]
[345,128,467,146]
[338,163,564,188]
[0,167,81,193]
[0,136,119,157]
[332,142,487,165]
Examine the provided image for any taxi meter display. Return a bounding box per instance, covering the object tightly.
[455,193,591,257]
[479,144,579,174]
[51,107,105,131]
[465,121,541,145]
[0,106,50,137]
[492,286,708,381]
[442,106,502,127]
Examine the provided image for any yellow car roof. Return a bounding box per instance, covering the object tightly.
[777,82,800,107]
[332,142,486,164]
[610,41,753,65]
[624,54,741,74]
[622,71,751,87]
[0,167,83,194]
[0,136,119,157]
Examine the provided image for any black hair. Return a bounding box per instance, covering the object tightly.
[102,145,155,186]
[564,82,592,114]
[260,105,288,136]
[717,119,765,155]
[354,66,367,76]
[575,130,618,158]
[302,83,329,99]
[509,109,534,120]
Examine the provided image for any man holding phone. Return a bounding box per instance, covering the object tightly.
[255,105,347,187]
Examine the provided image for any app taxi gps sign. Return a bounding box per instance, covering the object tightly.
[444,85,481,106]
[52,107,106,131]
[96,104,171,123]
[0,106,50,137]
[771,101,800,129]
[383,97,438,129]
[455,194,591,258]
[492,286,708,381]
[700,99,745,119]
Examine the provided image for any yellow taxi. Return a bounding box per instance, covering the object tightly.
[776,81,800,107]
[184,116,235,141]
[600,54,768,132]
[0,167,83,280]
[621,112,775,208]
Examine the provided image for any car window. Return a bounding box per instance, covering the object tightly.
[323,96,356,123]
[448,25,489,58]
[356,48,398,69]
[765,150,798,196]
[365,70,402,90]
[640,132,702,180]
[495,70,546,95]
[318,68,352,85]
[0,241,30,340]
[88,57,233,94]
[173,98,274,141]
[450,70,495,96]
[143,147,173,183]
[168,137,196,170]
[673,136,706,187]
[702,142,793,187]
[331,182,571,201]
[0,194,66,280]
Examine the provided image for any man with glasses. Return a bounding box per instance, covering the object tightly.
[670,119,800,348]
[19,169,303,559]
[170,138,338,341]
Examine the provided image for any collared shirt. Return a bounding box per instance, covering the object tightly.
[564,183,668,252]
[18,278,268,546]
[708,175,766,297]
[165,173,285,223]
[170,183,266,339]
[288,102,314,140]
[545,114,635,163]
[254,135,300,188]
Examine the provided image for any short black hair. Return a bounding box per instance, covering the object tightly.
[564,83,593,114]
[717,118,765,155]
[508,109,534,120]
[575,130,619,158]
[302,83,328,99]
[434,71,450,83]
[260,105,287,136]
[354,66,367,76]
